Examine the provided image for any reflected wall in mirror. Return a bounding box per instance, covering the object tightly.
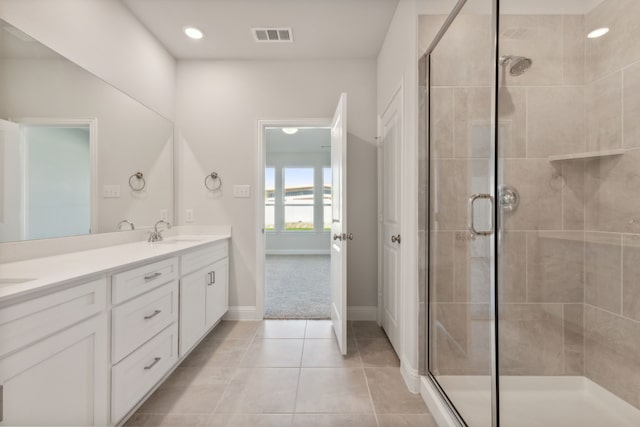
[0,19,173,243]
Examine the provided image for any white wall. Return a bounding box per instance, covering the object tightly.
[0,0,176,120]
[175,59,378,314]
[377,0,421,391]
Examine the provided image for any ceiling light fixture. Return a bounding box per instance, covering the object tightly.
[184,26,204,40]
[587,27,609,39]
[282,128,299,135]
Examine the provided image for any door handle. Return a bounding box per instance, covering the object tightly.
[333,233,343,241]
[467,193,494,237]
[346,233,354,241]
[391,234,401,244]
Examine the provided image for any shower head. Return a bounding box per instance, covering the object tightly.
[499,55,533,76]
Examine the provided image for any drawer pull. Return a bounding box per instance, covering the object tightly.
[144,272,162,281]
[144,309,162,320]
[144,357,161,370]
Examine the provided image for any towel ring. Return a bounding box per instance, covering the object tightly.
[205,172,222,191]
[129,172,146,191]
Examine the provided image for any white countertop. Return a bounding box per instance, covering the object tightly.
[0,233,231,303]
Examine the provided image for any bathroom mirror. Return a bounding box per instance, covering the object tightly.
[0,19,173,243]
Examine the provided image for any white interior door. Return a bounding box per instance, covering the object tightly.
[330,93,348,355]
[380,90,402,354]
[0,119,22,241]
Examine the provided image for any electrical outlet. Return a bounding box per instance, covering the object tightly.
[233,185,251,198]
[103,185,120,198]
[160,209,168,221]
[185,209,194,223]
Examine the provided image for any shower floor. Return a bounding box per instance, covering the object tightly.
[432,375,640,427]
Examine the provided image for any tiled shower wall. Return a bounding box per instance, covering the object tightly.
[419,0,640,410]
[582,0,640,409]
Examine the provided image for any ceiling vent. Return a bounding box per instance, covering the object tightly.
[252,27,293,43]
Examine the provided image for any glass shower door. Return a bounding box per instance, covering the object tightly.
[425,0,496,425]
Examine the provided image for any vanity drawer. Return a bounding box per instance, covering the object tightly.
[112,280,179,363]
[180,240,228,276]
[111,323,178,424]
[0,277,107,358]
[112,257,178,304]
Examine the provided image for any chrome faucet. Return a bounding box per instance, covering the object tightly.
[117,219,135,231]
[148,220,171,242]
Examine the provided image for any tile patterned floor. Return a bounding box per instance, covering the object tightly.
[125,320,437,427]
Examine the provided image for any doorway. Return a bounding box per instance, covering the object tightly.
[0,118,97,242]
[262,125,332,319]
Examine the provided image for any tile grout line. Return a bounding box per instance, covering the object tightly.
[209,322,261,421]
[352,322,381,427]
[290,320,308,425]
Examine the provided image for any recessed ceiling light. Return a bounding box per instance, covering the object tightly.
[184,26,204,40]
[282,128,299,135]
[588,27,609,39]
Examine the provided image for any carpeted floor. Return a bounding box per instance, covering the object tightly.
[265,255,330,319]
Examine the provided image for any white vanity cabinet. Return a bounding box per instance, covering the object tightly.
[110,259,180,423]
[0,235,230,426]
[179,241,229,356]
[0,278,109,426]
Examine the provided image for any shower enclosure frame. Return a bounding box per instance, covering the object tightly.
[419,0,502,425]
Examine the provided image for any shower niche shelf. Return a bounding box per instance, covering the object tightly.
[548,148,627,162]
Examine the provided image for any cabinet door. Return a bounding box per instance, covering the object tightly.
[0,314,108,426]
[206,258,229,329]
[179,267,208,356]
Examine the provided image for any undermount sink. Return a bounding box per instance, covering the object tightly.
[0,278,36,285]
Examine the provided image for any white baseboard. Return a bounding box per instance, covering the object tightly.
[223,306,261,321]
[420,376,460,427]
[266,249,330,255]
[347,306,378,321]
[401,356,421,394]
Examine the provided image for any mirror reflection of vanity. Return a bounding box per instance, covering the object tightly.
[0,19,173,243]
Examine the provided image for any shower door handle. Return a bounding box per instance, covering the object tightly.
[468,193,494,237]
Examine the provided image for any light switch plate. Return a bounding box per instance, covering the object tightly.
[103,185,120,198]
[233,185,251,198]
[185,209,194,223]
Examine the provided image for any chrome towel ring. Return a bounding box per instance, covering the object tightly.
[205,172,222,191]
[129,172,146,191]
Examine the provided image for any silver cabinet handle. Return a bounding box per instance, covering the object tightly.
[391,235,401,244]
[144,309,162,320]
[144,357,161,370]
[333,233,342,241]
[144,272,162,281]
[208,271,216,286]
[467,193,494,237]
